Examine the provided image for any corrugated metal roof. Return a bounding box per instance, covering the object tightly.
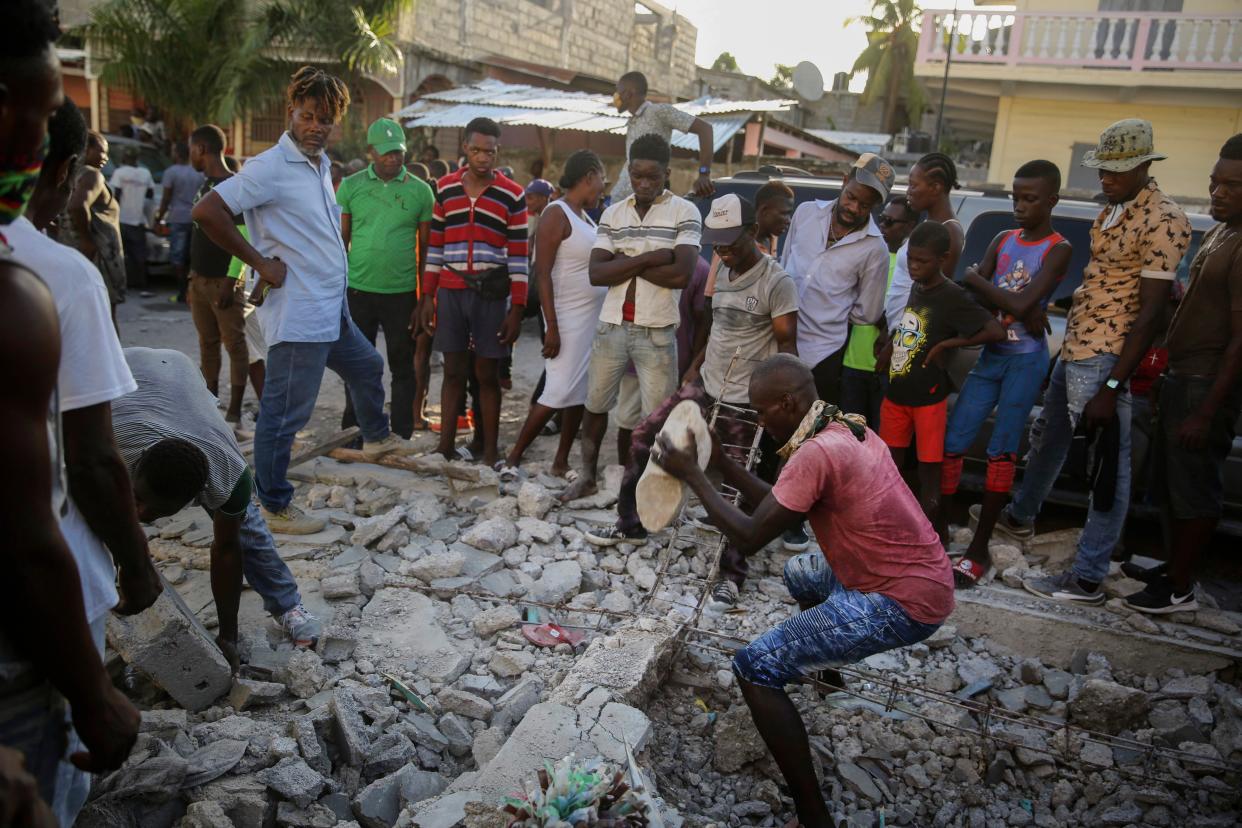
[670,113,751,153]
[393,80,795,139]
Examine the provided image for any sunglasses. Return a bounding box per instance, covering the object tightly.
[878,215,913,227]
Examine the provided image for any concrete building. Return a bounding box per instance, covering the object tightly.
[58,0,698,156]
[915,0,1242,201]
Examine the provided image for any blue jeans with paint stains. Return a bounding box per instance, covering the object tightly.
[732,553,940,689]
[1007,355,1132,583]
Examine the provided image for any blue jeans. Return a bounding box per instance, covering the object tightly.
[239,501,302,615]
[733,553,940,689]
[584,321,676,417]
[945,348,1047,457]
[168,221,192,267]
[1009,355,1132,582]
[255,312,389,512]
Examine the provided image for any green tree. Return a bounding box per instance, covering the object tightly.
[710,51,740,73]
[82,0,413,131]
[769,63,795,90]
[846,0,925,134]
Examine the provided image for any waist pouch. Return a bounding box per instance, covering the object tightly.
[450,265,510,301]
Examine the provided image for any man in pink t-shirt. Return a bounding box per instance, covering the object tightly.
[654,353,952,828]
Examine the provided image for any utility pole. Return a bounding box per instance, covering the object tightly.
[933,0,959,152]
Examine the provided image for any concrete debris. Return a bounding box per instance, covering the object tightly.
[259,757,326,808]
[1069,678,1152,734]
[106,581,233,712]
[460,517,517,553]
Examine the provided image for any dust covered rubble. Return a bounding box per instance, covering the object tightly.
[109,462,1241,827]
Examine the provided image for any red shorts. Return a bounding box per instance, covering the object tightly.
[879,398,948,463]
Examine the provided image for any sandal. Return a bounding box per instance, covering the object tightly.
[412,418,432,432]
[953,557,988,589]
[540,419,561,436]
[455,445,476,463]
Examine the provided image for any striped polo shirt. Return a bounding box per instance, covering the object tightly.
[423,168,529,305]
[592,189,701,328]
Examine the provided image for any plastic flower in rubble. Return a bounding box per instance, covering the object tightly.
[502,754,649,828]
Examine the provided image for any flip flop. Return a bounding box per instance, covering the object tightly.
[953,557,988,589]
[455,445,476,463]
[522,622,584,648]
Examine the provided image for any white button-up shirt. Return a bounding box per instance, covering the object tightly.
[213,132,349,346]
[593,189,701,329]
[781,198,889,367]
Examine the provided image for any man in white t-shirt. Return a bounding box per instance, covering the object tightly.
[109,146,154,289]
[7,97,157,827]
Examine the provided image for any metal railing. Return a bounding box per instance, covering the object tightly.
[917,9,1242,71]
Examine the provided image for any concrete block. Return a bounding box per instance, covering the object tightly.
[259,757,326,808]
[330,687,371,766]
[353,764,447,828]
[106,576,232,712]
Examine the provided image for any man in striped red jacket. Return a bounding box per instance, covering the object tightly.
[418,117,529,466]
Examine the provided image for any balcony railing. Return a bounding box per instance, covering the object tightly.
[917,10,1242,71]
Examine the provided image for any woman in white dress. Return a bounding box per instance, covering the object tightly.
[501,150,606,476]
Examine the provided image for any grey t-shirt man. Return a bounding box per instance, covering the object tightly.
[701,254,799,403]
[160,163,204,225]
[112,347,251,515]
[610,101,695,202]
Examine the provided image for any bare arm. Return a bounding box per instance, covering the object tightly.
[340,213,352,250]
[62,403,160,614]
[0,267,138,771]
[772,311,799,355]
[636,244,697,289]
[689,117,716,198]
[67,170,101,257]
[534,207,569,331]
[155,185,172,225]
[417,220,430,281]
[661,434,801,555]
[209,512,244,671]
[192,191,285,291]
[945,219,965,279]
[588,247,673,287]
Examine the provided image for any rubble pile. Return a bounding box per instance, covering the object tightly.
[93,453,1240,828]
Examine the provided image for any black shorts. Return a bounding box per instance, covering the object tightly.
[431,287,509,359]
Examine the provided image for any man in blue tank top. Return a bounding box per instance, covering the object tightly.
[939,160,1073,587]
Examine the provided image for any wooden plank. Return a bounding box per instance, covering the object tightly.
[287,427,361,469]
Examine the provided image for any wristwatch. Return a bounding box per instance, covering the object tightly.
[1104,377,1121,391]
[698,165,711,175]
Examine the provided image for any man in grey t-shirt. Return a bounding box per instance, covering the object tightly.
[610,70,716,202]
[587,195,799,575]
[113,348,321,667]
[156,142,204,302]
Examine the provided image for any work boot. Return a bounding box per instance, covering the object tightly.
[278,603,323,647]
[361,432,418,461]
[262,504,327,535]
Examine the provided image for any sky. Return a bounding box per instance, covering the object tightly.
[670,0,991,94]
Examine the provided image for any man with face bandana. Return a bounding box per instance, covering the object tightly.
[194,67,418,536]
[0,1,140,821]
[781,154,895,407]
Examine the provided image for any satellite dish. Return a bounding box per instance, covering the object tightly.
[792,61,825,101]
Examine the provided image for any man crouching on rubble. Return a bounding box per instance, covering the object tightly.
[113,347,322,670]
[653,353,953,827]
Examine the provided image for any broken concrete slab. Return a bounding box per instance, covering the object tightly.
[330,686,371,766]
[355,588,460,674]
[527,560,582,605]
[548,618,679,708]
[106,575,232,712]
[460,517,517,553]
[259,757,326,808]
[472,605,521,638]
[446,701,649,802]
[951,583,1242,675]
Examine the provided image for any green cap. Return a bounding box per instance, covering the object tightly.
[367,118,406,156]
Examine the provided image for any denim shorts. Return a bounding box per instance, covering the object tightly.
[432,287,509,359]
[584,321,676,417]
[732,553,941,689]
[168,222,192,266]
[1155,371,1242,521]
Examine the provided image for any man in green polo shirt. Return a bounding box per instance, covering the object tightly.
[337,117,435,438]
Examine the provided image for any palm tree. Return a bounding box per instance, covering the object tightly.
[82,0,413,131]
[846,0,925,135]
